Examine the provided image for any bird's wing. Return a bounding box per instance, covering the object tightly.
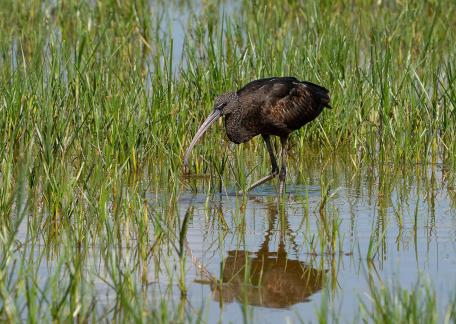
[263,79,331,131]
[236,77,299,96]
[235,77,330,135]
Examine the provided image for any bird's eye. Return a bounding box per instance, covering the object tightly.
[215,102,226,110]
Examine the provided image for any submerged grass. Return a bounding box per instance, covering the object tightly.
[0,0,455,322]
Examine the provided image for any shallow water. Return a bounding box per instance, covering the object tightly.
[7,149,456,322]
[157,154,456,322]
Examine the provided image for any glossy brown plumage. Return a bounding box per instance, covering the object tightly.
[183,76,331,194]
[224,77,331,143]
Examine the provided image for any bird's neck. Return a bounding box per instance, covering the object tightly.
[224,111,255,144]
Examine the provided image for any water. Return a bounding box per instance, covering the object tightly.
[7,150,456,321]
[148,0,239,74]
[162,155,456,322]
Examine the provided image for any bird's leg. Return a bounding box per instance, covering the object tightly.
[279,136,288,195]
[243,135,279,193]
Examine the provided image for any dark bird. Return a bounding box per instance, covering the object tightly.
[184,76,331,194]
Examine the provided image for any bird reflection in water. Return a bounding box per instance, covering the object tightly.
[193,202,327,308]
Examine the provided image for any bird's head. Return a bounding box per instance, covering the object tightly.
[183,91,237,173]
[213,91,237,115]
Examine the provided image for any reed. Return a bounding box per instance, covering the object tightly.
[0,0,455,322]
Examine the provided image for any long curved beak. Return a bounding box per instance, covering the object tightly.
[183,109,221,173]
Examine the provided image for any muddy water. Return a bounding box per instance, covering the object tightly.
[177,156,456,322]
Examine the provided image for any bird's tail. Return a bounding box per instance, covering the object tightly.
[303,81,332,109]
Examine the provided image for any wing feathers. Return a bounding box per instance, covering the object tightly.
[235,77,331,136]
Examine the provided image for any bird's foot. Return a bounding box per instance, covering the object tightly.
[243,171,278,194]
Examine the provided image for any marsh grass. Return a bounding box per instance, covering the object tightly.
[359,276,456,324]
[0,0,455,322]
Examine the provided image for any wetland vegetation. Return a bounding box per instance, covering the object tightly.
[0,0,456,322]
